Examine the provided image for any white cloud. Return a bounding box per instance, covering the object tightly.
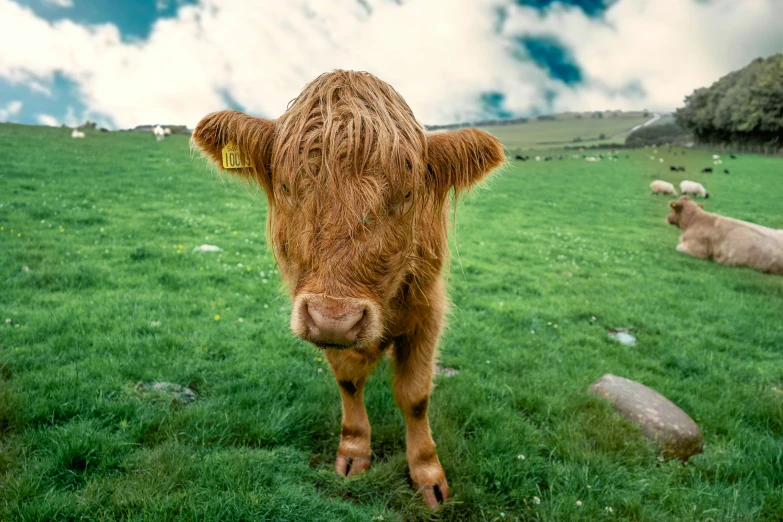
[43,0,73,8]
[37,113,59,126]
[0,0,781,128]
[0,99,23,121]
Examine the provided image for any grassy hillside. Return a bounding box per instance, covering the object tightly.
[478,112,649,150]
[1,124,782,521]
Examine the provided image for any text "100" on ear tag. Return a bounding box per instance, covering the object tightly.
[221,141,252,169]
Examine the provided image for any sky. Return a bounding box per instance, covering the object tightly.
[0,0,781,129]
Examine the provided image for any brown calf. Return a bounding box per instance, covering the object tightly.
[191,70,504,508]
[667,196,783,274]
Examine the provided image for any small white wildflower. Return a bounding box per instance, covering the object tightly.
[587,485,591,489]
[553,324,558,329]
[237,318,244,323]
[486,360,490,364]
[547,321,552,325]
[530,330,535,334]
[100,228,104,232]
[237,263,243,268]
[263,304,269,309]
[5,318,10,323]
[605,506,613,513]
[517,454,525,460]
[576,500,582,507]
[150,321,161,327]
[317,368,323,373]
[104,249,109,253]
[262,279,268,284]
[533,496,541,505]
[591,316,597,321]
[15,324,19,328]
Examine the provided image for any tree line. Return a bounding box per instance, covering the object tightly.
[675,53,782,148]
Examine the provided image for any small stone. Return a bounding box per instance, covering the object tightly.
[589,374,703,461]
[435,363,459,377]
[136,382,198,405]
[608,328,636,346]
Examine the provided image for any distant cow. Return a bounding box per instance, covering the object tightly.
[701,167,713,173]
[667,196,783,274]
[164,127,172,136]
[677,166,686,172]
[191,70,505,509]
[650,180,677,196]
[730,154,737,159]
[153,125,165,141]
[724,169,730,174]
[680,180,709,198]
[71,129,85,139]
[515,154,527,161]
[670,166,678,172]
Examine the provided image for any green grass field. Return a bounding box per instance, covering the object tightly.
[1,123,782,521]
[478,112,649,150]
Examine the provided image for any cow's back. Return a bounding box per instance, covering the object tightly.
[713,218,783,274]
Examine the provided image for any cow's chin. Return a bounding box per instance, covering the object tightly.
[289,292,384,351]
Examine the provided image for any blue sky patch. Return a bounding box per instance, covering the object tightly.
[0,73,114,128]
[479,91,514,119]
[513,0,613,17]
[11,0,198,42]
[514,36,583,85]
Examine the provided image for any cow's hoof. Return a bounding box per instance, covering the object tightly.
[416,480,450,509]
[334,453,371,477]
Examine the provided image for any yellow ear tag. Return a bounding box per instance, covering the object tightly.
[670,202,677,209]
[221,141,252,169]
[698,204,704,209]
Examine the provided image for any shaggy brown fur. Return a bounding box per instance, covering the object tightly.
[667,196,783,274]
[191,70,505,508]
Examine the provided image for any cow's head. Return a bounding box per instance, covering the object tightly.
[192,71,504,350]
[667,196,703,227]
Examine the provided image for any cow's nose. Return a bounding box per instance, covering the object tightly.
[305,301,366,346]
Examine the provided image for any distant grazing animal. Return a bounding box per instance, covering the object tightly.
[730,154,737,159]
[164,127,172,135]
[712,154,720,160]
[71,129,85,139]
[667,196,783,274]
[544,156,553,161]
[680,180,709,198]
[650,180,677,196]
[515,154,527,161]
[99,127,109,133]
[670,166,679,172]
[724,169,730,174]
[535,156,541,161]
[191,70,505,509]
[153,125,165,141]
[701,167,713,173]
[585,157,598,162]
[677,166,686,172]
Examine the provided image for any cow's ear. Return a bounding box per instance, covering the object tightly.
[191,110,275,195]
[425,128,505,198]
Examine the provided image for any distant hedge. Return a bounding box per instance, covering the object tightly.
[625,122,691,148]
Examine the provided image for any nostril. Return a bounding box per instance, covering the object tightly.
[305,302,366,341]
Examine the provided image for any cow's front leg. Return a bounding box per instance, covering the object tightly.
[393,333,450,509]
[325,345,383,477]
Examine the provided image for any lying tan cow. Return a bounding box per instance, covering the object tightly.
[667,196,783,274]
[191,70,504,508]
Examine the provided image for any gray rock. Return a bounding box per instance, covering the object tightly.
[435,363,459,377]
[607,328,636,346]
[136,382,198,405]
[589,374,703,461]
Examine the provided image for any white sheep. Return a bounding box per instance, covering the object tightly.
[650,180,677,196]
[153,125,165,141]
[680,180,709,199]
[585,157,598,162]
[71,129,85,139]
[712,154,720,160]
[164,127,172,135]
